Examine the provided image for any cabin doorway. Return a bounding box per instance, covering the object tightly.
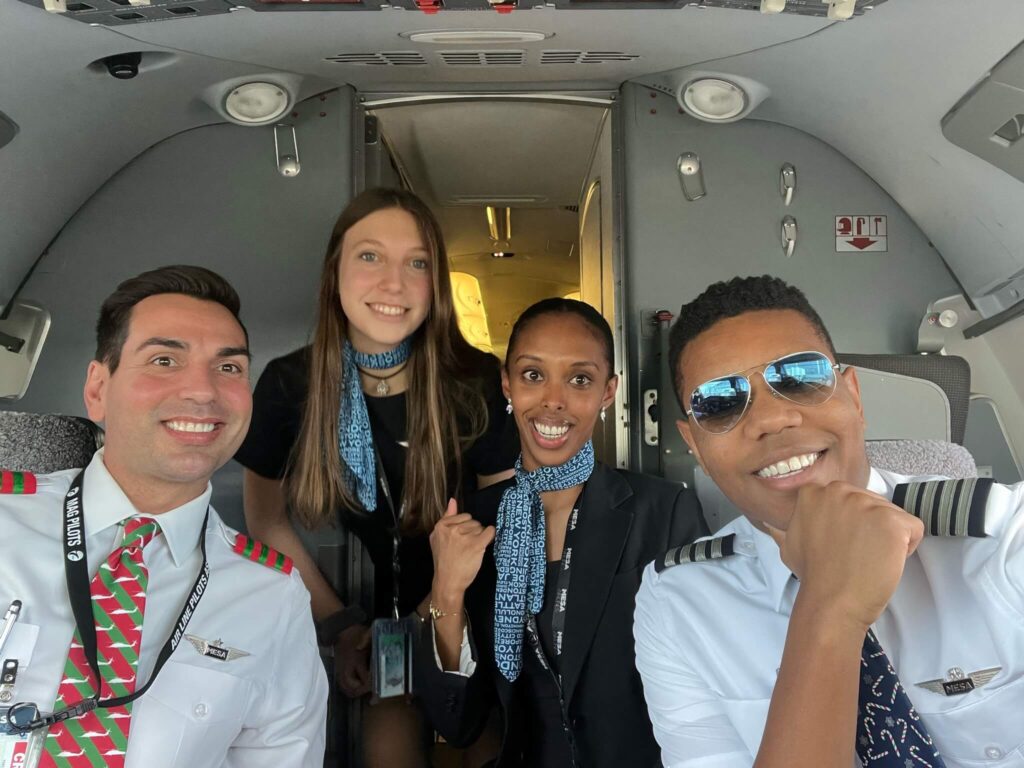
[363,96,624,467]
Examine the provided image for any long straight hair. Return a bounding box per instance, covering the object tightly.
[289,188,490,533]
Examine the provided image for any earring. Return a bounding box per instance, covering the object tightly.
[506,399,513,415]
[600,408,607,423]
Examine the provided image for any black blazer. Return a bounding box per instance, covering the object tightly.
[416,461,708,768]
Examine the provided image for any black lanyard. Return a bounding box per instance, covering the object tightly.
[525,493,584,683]
[25,471,211,730]
[374,450,404,620]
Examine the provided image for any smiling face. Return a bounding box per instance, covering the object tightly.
[84,293,252,513]
[675,309,870,531]
[337,207,433,354]
[503,312,618,472]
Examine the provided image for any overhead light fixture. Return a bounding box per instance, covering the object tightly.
[760,0,785,12]
[224,82,291,125]
[681,78,746,122]
[486,206,512,242]
[674,73,770,124]
[403,30,550,44]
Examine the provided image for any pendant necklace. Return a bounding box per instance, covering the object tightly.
[358,361,409,396]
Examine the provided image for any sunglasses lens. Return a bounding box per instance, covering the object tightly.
[690,376,751,433]
[764,352,837,404]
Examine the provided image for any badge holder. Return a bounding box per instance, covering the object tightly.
[1,705,47,768]
[370,616,416,701]
[370,452,417,702]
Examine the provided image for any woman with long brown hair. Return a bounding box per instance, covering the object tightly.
[235,188,515,767]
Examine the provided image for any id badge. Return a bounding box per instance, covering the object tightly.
[0,708,46,768]
[370,617,416,700]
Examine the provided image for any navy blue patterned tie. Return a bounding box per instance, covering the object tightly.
[856,630,945,767]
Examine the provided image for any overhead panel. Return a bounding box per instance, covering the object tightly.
[942,38,1024,315]
[13,0,232,25]
[13,0,883,25]
[944,39,1024,186]
[326,52,428,66]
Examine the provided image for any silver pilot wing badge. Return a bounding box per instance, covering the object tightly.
[185,634,251,662]
[915,666,1001,696]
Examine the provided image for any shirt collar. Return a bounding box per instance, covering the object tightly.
[82,448,212,567]
[740,466,893,613]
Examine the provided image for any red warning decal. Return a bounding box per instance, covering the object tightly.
[836,215,887,252]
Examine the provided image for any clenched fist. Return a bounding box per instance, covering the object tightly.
[768,481,924,631]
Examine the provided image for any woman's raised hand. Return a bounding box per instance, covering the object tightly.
[430,499,495,603]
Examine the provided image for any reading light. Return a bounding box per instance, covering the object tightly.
[224,82,290,125]
[404,30,549,44]
[486,206,511,242]
[680,78,746,122]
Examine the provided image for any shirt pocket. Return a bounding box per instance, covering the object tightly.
[129,659,254,768]
[920,672,1024,768]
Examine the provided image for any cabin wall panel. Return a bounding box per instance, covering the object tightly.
[1,88,355,526]
[620,83,960,476]
[579,108,623,468]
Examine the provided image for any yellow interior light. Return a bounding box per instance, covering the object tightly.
[450,272,493,353]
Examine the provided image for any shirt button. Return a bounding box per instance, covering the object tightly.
[984,746,1003,760]
[193,702,209,719]
[739,541,755,553]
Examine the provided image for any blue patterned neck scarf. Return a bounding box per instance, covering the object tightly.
[338,338,412,512]
[493,440,595,681]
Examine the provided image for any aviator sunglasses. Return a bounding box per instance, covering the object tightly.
[685,350,841,434]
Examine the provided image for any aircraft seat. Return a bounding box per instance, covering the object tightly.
[836,353,971,445]
[0,410,104,473]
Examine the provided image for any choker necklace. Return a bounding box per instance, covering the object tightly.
[358,361,409,396]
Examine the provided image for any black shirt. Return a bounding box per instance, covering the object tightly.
[519,560,575,767]
[235,345,518,616]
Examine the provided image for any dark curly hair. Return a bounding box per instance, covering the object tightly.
[668,275,835,409]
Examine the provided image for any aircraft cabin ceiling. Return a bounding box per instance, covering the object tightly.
[374,101,604,207]
[3,0,1024,320]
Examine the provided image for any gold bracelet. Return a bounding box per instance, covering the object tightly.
[429,601,457,621]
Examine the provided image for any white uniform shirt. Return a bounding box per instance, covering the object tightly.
[634,468,1024,768]
[0,451,328,767]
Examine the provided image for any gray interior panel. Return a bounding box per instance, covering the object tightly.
[0,89,355,528]
[638,2,1024,318]
[852,368,950,443]
[965,396,1023,483]
[943,39,1024,185]
[619,82,960,478]
[106,8,830,92]
[0,0,342,311]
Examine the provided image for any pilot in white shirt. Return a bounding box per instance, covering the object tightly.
[0,453,328,767]
[634,276,1023,768]
[0,265,327,767]
[636,467,1024,767]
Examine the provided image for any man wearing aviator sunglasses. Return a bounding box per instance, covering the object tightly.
[634,275,1023,768]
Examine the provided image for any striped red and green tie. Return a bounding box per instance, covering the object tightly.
[41,517,161,768]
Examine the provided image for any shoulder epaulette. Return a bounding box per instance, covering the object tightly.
[656,533,736,573]
[0,470,36,495]
[232,533,294,574]
[892,477,993,538]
